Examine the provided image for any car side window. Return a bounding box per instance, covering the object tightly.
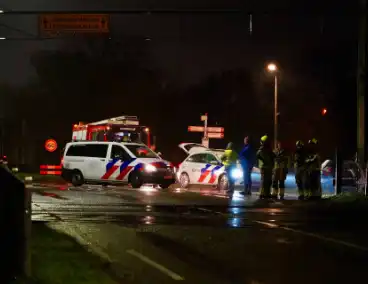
[85,144,108,158]
[187,154,204,163]
[205,154,219,164]
[111,145,131,161]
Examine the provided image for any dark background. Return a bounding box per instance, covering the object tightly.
[0,0,360,168]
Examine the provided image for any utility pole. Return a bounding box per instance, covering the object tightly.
[357,0,367,167]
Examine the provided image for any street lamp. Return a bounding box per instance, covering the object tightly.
[267,63,278,149]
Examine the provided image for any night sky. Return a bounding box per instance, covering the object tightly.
[0,0,360,164]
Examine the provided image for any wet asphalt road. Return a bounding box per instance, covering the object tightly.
[30,184,368,284]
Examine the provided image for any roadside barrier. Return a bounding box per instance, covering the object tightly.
[40,165,62,175]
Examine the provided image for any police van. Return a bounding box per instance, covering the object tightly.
[61,141,175,188]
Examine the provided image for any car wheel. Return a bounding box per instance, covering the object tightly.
[217,174,228,191]
[71,170,84,187]
[179,172,190,188]
[130,171,143,189]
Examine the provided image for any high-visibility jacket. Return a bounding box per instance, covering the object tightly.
[274,148,288,169]
[306,153,321,171]
[294,148,307,170]
[257,146,275,169]
[221,149,238,167]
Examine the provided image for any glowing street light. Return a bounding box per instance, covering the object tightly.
[267,63,277,72]
[266,63,279,148]
[322,108,327,115]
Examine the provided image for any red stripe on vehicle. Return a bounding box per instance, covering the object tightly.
[198,170,211,182]
[208,174,217,184]
[116,166,133,180]
[101,165,119,179]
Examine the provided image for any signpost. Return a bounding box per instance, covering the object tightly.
[188,114,224,147]
[39,14,109,35]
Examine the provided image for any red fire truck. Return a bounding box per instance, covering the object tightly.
[72,115,152,148]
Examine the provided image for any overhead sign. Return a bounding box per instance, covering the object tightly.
[207,132,224,139]
[188,126,204,132]
[45,139,58,152]
[207,127,224,133]
[39,14,109,34]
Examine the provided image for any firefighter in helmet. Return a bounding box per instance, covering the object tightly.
[272,141,288,200]
[256,135,275,199]
[294,140,308,200]
[306,138,322,200]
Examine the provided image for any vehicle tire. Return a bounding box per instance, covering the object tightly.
[159,182,173,189]
[129,171,143,189]
[179,172,190,188]
[71,170,84,187]
[217,174,228,191]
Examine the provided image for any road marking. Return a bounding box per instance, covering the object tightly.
[126,249,184,280]
[281,226,368,252]
[254,221,368,252]
[254,220,279,228]
[197,207,368,253]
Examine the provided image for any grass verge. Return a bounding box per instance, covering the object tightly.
[29,222,117,284]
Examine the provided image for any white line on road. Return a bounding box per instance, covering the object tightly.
[254,220,368,252]
[254,220,279,228]
[126,249,185,280]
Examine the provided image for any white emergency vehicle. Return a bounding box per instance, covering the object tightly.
[61,141,175,188]
[176,143,244,190]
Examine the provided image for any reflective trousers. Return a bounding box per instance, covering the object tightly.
[295,168,308,198]
[272,168,287,198]
[259,168,272,198]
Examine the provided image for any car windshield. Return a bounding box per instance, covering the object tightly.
[124,144,159,158]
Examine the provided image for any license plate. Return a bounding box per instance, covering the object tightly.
[164,175,172,179]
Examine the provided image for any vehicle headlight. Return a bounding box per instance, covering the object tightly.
[145,164,157,172]
[231,168,243,179]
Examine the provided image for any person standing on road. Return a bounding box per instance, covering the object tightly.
[239,136,256,196]
[221,142,238,194]
[306,138,322,200]
[256,135,275,199]
[271,141,288,200]
[294,140,308,200]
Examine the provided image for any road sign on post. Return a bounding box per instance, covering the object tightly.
[39,14,109,35]
[207,132,224,139]
[188,113,224,147]
[207,127,224,133]
[188,126,205,132]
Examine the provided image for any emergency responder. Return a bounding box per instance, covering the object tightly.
[256,135,275,199]
[272,141,288,200]
[221,142,238,193]
[294,140,307,200]
[306,138,322,200]
[239,136,256,195]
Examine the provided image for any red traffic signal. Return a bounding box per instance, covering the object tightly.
[321,108,327,115]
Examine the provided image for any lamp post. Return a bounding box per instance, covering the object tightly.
[144,127,151,148]
[267,63,278,148]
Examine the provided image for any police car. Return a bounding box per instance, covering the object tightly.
[61,141,175,188]
[176,143,244,190]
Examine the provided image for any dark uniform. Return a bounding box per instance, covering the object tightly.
[272,142,288,200]
[294,141,308,200]
[221,142,238,193]
[256,135,275,199]
[306,138,322,200]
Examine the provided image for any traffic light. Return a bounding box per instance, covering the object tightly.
[321,108,327,115]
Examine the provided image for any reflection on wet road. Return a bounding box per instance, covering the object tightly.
[31,183,368,284]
